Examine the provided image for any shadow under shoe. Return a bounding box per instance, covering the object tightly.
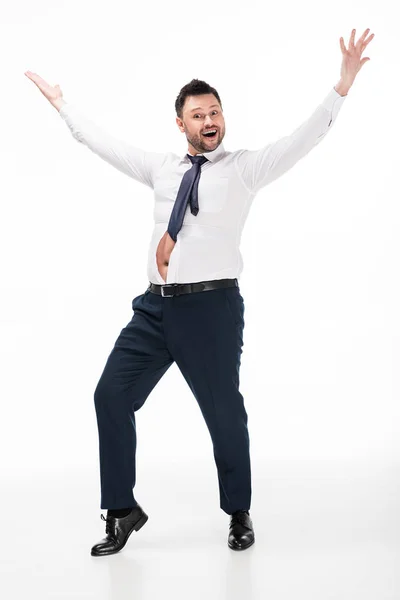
[91,505,148,556]
[228,510,255,551]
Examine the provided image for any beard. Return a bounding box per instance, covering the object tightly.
[185,126,224,154]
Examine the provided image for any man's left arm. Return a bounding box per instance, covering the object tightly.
[235,28,375,194]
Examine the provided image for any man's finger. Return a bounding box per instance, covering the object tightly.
[360,57,370,69]
[339,37,346,54]
[349,29,356,48]
[356,29,372,51]
[362,34,375,51]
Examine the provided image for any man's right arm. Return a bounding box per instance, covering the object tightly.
[58,101,167,189]
[24,71,167,188]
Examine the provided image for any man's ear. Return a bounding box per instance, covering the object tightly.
[176,117,185,133]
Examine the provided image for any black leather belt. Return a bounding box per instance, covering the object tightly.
[148,278,238,297]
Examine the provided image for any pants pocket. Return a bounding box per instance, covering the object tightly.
[132,289,149,311]
[224,288,245,328]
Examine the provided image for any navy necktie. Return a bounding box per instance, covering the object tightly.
[167,154,209,242]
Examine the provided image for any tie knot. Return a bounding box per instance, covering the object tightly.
[187,154,209,166]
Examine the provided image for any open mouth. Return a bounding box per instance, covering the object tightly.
[202,129,218,139]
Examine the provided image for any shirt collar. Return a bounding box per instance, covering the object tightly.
[179,142,226,165]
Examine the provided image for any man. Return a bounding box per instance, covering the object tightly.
[25,27,374,556]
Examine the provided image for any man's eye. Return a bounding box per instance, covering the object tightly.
[194,111,218,118]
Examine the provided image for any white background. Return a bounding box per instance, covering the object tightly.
[1,0,399,598]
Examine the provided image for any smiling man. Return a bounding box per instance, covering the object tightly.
[25,27,374,556]
[155,85,228,282]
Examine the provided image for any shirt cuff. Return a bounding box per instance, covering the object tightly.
[59,103,75,119]
[321,86,347,113]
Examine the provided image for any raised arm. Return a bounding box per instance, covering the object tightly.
[24,71,167,188]
[234,28,375,194]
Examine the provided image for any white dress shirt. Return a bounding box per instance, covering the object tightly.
[59,87,346,285]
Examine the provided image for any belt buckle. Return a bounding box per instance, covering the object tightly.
[161,284,177,297]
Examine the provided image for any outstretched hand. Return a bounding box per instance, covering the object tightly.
[24,70,65,109]
[338,28,374,91]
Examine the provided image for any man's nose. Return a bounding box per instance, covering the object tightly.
[204,115,214,127]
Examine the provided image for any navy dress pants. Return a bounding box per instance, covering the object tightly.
[93,283,251,515]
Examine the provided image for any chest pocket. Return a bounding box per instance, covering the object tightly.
[197,176,229,213]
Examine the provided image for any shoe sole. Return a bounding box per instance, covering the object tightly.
[91,512,149,557]
[228,537,255,551]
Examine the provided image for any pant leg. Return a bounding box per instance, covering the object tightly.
[94,289,173,509]
[164,285,251,515]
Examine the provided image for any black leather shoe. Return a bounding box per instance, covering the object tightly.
[228,510,255,551]
[91,505,148,556]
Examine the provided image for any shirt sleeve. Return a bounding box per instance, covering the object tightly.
[234,87,347,194]
[59,103,167,189]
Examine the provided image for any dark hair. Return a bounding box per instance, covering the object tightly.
[175,78,222,119]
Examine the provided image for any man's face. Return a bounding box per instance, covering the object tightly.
[176,94,225,155]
